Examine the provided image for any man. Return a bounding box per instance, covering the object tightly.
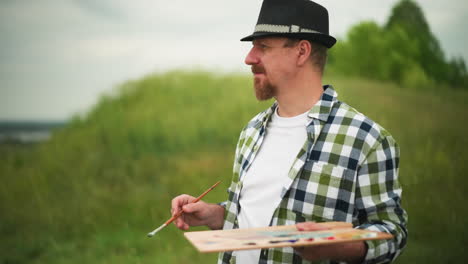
[171,0,408,263]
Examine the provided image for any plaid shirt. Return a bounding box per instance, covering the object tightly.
[218,86,407,264]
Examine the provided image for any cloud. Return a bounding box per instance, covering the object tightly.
[0,0,467,120]
[72,0,128,20]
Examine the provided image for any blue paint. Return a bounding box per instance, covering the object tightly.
[269,239,299,244]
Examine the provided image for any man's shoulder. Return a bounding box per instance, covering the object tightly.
[331,100,396,146]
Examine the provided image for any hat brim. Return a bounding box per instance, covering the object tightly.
[240,32,336,48]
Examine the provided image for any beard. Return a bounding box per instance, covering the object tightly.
[252,65,276,101]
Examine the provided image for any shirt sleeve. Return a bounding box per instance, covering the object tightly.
[355,135,408,264]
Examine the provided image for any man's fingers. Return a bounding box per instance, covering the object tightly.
[182,201,205,214]
[174,216,184,228]
[171,194,186,214]
[169,195,208,230]
[171,194,196,216]
[171,194,196,230]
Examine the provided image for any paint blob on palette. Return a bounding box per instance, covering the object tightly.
[184,222,392,253]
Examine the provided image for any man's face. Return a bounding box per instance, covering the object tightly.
[245,37,297,101]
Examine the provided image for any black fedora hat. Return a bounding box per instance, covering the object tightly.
[241,0,336,48]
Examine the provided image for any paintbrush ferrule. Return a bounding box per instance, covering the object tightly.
[147,223,167,237]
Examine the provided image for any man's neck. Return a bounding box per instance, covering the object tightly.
[275,70,324,117]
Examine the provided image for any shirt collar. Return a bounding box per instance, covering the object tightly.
[307,85,338,122]
[252,85,338,128]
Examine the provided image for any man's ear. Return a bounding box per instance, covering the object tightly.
[297,40,312,66]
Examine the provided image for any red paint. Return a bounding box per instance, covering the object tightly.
[326,236,335,240]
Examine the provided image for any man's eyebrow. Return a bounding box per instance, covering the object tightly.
[253,39,268,46]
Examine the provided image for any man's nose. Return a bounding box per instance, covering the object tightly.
[244,47,259,65]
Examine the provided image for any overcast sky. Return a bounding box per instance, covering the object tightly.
[1,0,467,121]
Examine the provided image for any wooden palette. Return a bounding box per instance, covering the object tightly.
[184,222,393,253]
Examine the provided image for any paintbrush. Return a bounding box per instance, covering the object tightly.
[147,181,221,237]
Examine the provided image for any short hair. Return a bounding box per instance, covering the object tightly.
[283,39,328,74]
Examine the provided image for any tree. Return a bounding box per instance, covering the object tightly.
[386,0,447,84]
[329,0,468,89]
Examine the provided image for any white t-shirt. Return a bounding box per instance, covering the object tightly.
[235,107,309,263]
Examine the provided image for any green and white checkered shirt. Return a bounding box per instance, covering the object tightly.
[218,86,407,264]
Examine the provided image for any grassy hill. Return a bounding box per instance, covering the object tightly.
[1,70,467,263]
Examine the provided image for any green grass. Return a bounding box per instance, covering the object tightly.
[1,70,467,263]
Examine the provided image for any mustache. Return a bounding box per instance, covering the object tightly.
[251,65,265,74]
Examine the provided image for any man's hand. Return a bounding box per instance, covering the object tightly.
[171,194,225,230]
[294,222,367,263]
